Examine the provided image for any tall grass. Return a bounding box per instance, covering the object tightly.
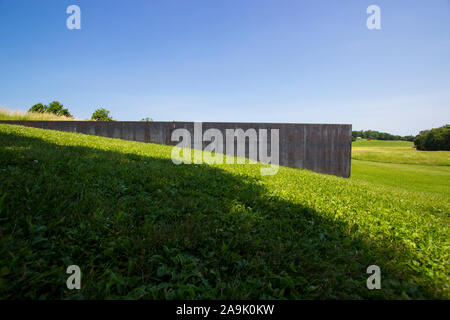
[0,108,75,121]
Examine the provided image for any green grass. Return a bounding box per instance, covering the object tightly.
[351,139,450,195]
[352,146,450,167]
[0,125,449,299]
[351,160,450,195]
[352,139,414,147]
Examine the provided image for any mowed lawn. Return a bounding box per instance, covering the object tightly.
[352,141,449,167]
[0,125,449,300]
[351,139,450,196]
[351,160,449,195]
[352,139,414,148]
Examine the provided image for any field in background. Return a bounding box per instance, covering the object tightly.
[0,108,76,121]
[352,139,449,166]
[351,139,449,196]
[0,125,448,300]
[352,147,449,166]
[351,160,449,195]
[352,139,414,147]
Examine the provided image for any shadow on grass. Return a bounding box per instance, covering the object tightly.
[0,129,443,299]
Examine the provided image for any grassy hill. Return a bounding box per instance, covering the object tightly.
[0,125,449,299]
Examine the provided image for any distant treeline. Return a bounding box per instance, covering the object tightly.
[414,125,450,151]
[352,130,414,142]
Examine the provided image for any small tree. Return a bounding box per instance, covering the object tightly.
[46,101,72,117]
[140,117,153,122]
[91,108,113,121]
[46,101,62,114]
[28,101,73,117]
[28,103,46,113]
[57,108,72,117]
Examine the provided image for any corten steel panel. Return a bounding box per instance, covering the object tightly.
[0,120,352,177]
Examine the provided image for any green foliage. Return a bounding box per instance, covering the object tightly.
[29,103,46,113]
[352,130,414,142]
[46,101,72,117]
[0,124,448,299]
[27,101,73,118]
[414,125,450,151]
[91,108,113,121]
[141,117,153,122]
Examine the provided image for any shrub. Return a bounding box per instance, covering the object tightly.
[28,101,73,118]
[414,125,450,151]
[46,101,73,117]
[91,108,113,121]
[29,103,46,113]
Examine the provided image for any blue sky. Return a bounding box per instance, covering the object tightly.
[0,0,449,135]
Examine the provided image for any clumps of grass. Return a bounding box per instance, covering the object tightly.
[0,108,76,121]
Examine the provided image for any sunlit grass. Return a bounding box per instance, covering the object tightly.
[352,147,450,166]
[351,159,450,195]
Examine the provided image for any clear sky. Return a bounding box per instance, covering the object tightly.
[1,0,449,135]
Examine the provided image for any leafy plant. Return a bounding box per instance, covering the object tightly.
[27,101,73,118]
[414,125,450,151]
[29,103,46,113]
[91,108,113,121]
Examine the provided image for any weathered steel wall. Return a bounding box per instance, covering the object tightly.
[0,120,352,177]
